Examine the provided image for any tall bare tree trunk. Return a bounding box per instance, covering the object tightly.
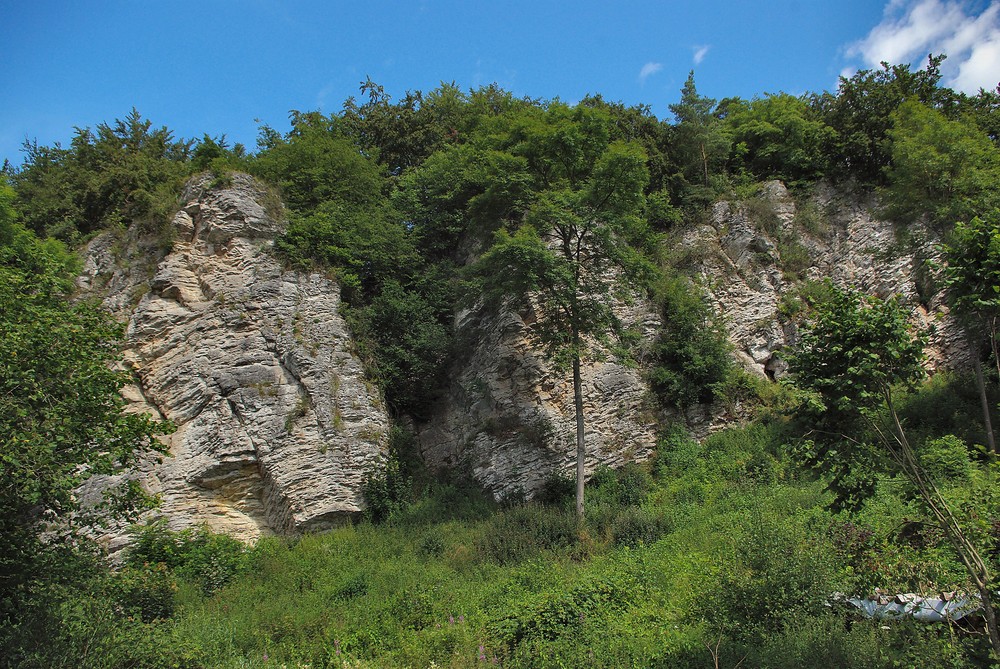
[970,333,997,454]
[573,352,586,524]
[700,142,709,187]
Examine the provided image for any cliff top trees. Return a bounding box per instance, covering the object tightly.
[722,93,834,186]
[818,55,946,184]
[885,100,1000,226]
[668,72,729,203]
[13,109,191,241]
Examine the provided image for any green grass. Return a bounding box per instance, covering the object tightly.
[96,416,987,668]
[37,411,990,668]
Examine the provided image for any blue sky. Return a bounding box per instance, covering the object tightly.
[3,1,999,166]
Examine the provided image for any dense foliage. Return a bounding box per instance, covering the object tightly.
[0,179,171,666]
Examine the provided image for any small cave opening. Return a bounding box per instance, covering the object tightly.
[763,352,787,381]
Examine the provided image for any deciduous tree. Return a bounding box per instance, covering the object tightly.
[473,103,654,521]
[940,213,1000,453]
[790,286,1000,658]
[885,100,1000,226]
[0,179,170,650]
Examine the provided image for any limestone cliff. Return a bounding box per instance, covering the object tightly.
[684,181,966,381]
[417,299,660,502]
[78,174,389,549]
[80,175,965,534]
[417,181,965,497]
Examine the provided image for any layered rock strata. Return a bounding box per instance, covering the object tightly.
[684,181,965,380]
[418,294,661,502]
[418,181,964,497]
[79,174,388,548]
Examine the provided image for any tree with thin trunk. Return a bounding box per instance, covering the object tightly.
[940,213,1000,455]
[472,103,653,522]
[791,286,1000,659]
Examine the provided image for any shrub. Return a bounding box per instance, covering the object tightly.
[597,462,652,501]
[332,573,369,600]
[478,505,577,564]
[920,434,973,482]
[108,562,177,622]
[362,451,412,524]
[615,463,652,506]
[535,470,575,506]
[702,511,839,645]
[491,574,633,647]
[417,530,446,558]
[611,507,672,547]
[648,275,733,409]
[126,521,249,596]
[653,424,702,478]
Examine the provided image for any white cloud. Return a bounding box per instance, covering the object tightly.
[846,0,1000,93]
[639,62,663,83]
[693,45,711,65]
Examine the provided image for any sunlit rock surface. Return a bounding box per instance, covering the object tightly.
[78,174,388,550]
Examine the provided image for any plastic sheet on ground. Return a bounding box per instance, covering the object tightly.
[844,592,981,622]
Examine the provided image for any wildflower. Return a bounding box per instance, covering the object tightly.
[448,615,455,625]
[478,645,486,662]
[458,614,465,623]
[263,652,269,662]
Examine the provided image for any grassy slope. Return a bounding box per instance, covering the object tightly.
[154,413,990,669]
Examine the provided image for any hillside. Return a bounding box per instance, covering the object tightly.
[3,61,1000,667]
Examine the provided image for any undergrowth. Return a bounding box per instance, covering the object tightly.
[57,411,996,669]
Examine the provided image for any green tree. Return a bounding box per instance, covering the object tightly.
[668,72,730,200]
[885,100,1000,226]
[340,80,525,178]
[817,55,946,184]
[940,213,1000,453]
[790,286,1000,658]
[340,78,448,177]
[252,110,386,213]
[580,94,673,194]
[13,109,191,241]
[473,103,654,521]
[346,281,451,420]
[0,179,170,656]
[648,275,732,409]
[276,200,418,302]
[190,133,247,173]
[722,93,834,185]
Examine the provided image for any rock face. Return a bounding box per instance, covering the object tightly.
[79,174,965,531]
[417,181,965,498]
[79,174,389,548]
[417,292,661,503]
[683,181,966,379]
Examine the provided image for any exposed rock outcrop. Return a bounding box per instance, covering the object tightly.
[78,174,389,550]
[418,300,660,502]
[417,181,966,498]
[79,175,965,529]
[685,181,966,378]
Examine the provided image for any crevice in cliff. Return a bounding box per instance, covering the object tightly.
[226,397,246,426]
[130,369,168,422]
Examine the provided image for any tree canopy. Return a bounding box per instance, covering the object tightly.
[0,179,170,655]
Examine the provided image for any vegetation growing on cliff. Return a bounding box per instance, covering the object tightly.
[4,53,1000,666]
